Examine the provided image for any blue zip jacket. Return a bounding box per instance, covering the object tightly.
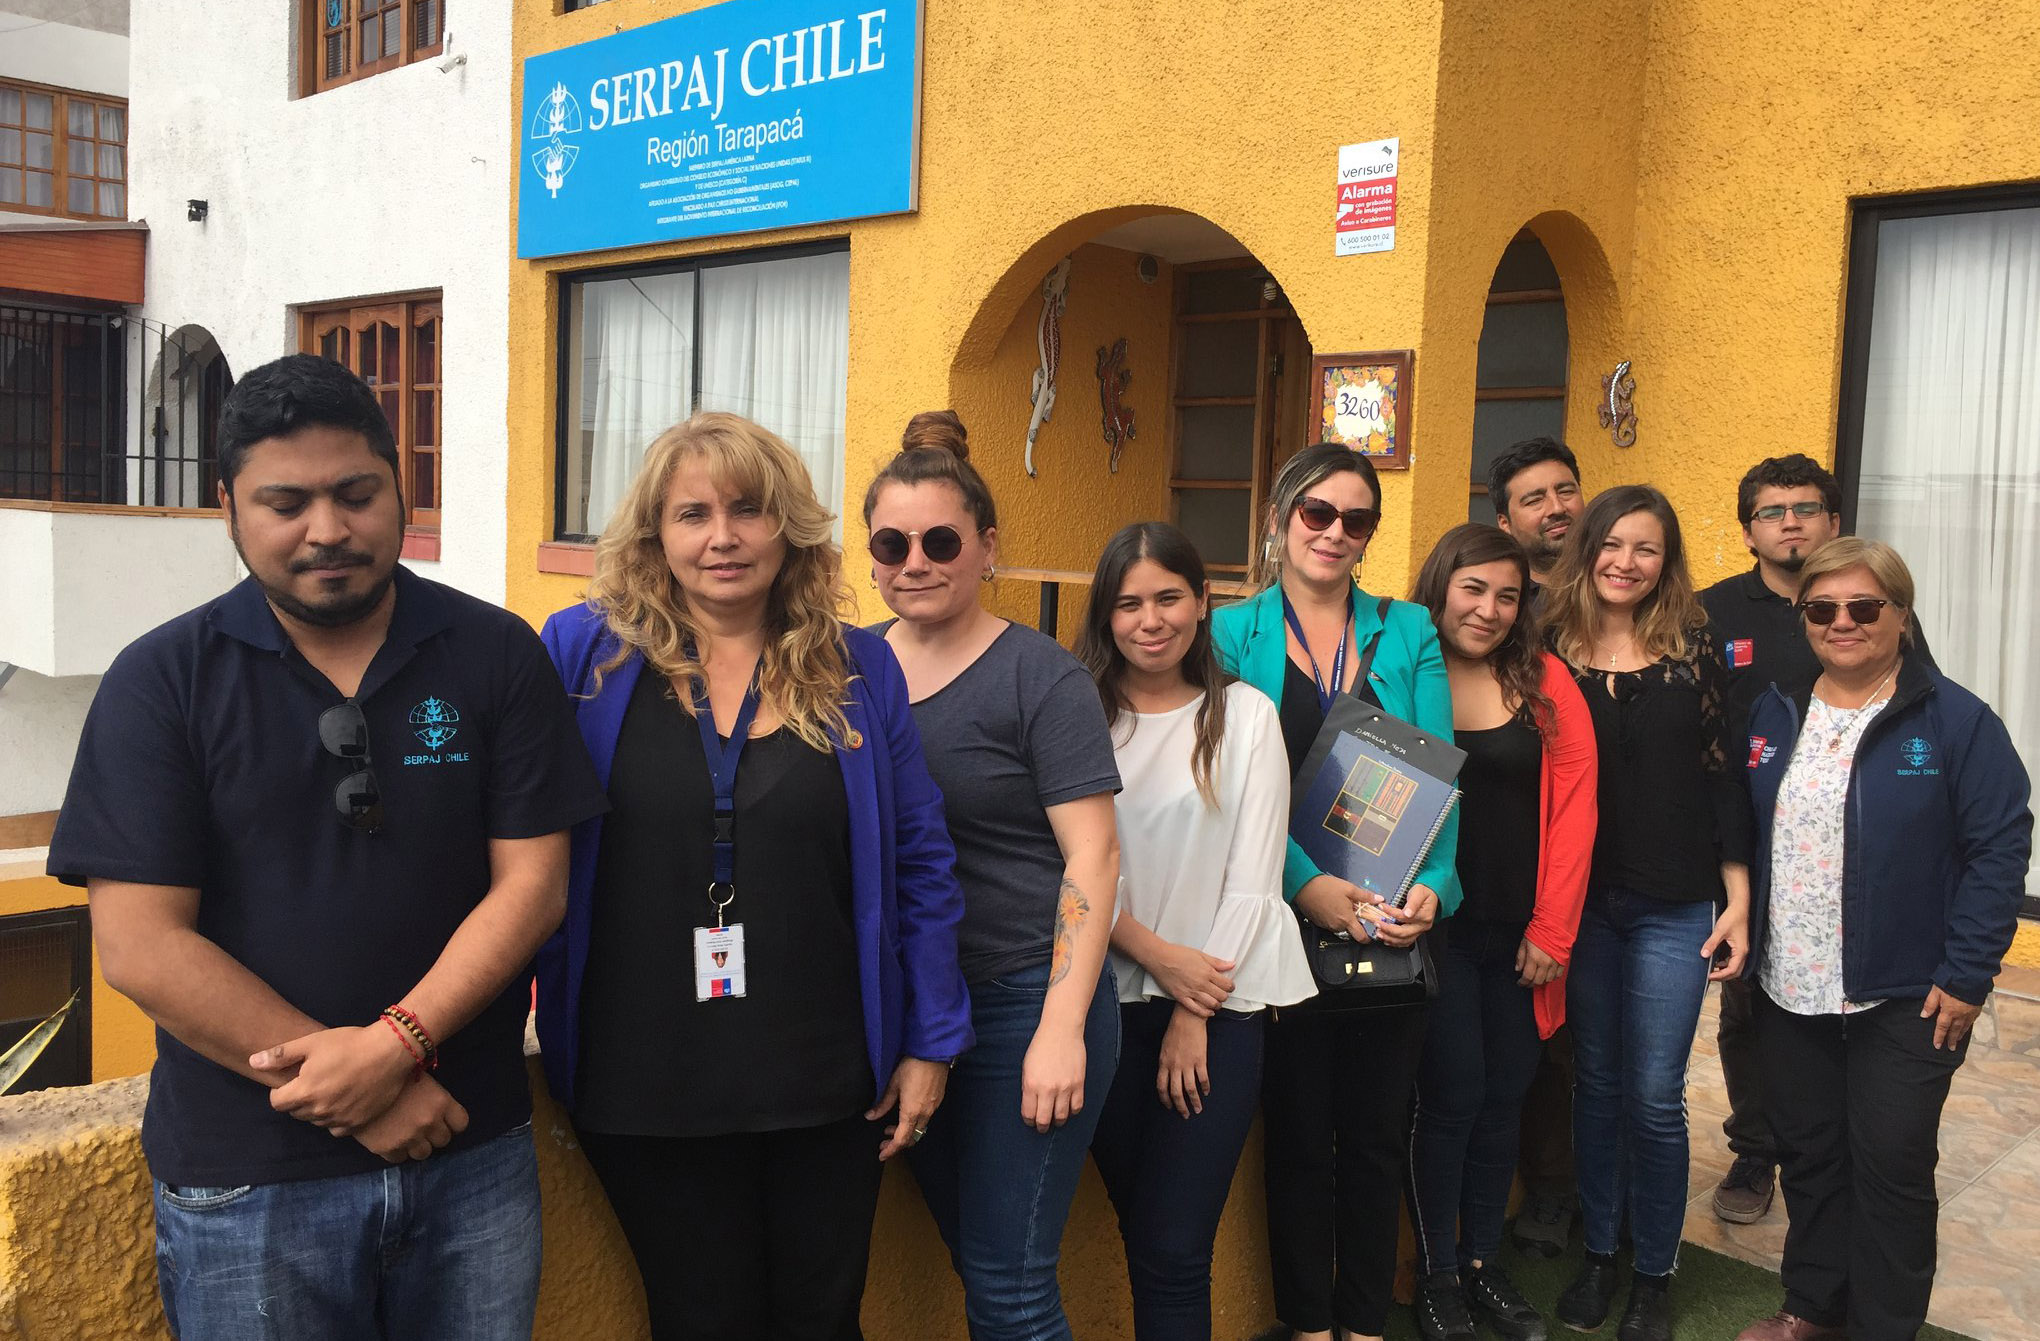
[1744,659,2032,1006]
[1211,581,1462,913]
[534,603,974,1109]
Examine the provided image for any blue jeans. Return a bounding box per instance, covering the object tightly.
[910,962,1119,1341]
[1406,920,1545,1275]
[1567,889,1714,1277]
[1090,999,1264,1340]
[154,1123,540,1341]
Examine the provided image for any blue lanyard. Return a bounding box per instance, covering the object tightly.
[686,653,763,901]
[1280,588,1354,714]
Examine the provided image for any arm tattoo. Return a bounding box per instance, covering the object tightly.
[1048,878,1090,988]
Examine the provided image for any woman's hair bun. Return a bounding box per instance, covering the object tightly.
[900,409,970,462]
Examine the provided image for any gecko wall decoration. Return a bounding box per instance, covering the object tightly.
[1096,338,1135,472]
[1599,359,1637,447]
[1023,258,1072,478]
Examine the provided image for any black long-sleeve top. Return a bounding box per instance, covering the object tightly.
[1565,625,1755,904]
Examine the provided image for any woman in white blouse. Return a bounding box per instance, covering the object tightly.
[1076,522,1315,1340]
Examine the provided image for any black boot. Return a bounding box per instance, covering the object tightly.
[1468,1262,1549,1341]
[1556,1254,1620,1333]
[1616,1274,1673,1341]
[1414,1270,1478,1341]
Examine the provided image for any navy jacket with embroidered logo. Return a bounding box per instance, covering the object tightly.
[47,566,608,1187]
[1743,659,2031,1007]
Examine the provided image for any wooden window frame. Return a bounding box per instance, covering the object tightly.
[1470,232,1568,509]
[0,78,127,222]
[301,0,446,97]
[299,292,444,538]
[1164,258,1312,576]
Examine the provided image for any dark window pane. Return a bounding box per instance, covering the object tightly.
[1490,235,1562,292]
[378,389,400,437]
[1474,300,1569,389]
[358,325,378,378]
[1175,404,1256,481]
[412,390,436,447]
[413,318,436,383]
[414,0,440,47]
[1471,396,1568,497]
[67,140,91,175]
[1176,320,1259,399]
[66,178,92,214]
[325,32,347,79]
[1174,487,1251,568]
[412,451,435,508]
[377,323,399,384]
[67,101,94,138]
[361,14,380,63]
[1181,268,1265,316]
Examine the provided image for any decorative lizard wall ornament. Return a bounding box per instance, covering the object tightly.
[1023,259,1072,478]
[1096,338,1135,472]
[1600,359,1638,447]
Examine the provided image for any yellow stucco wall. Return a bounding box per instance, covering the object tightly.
[0,872,157,1085]
[1624,0,2040,584]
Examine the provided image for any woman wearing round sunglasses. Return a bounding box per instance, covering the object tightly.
[534,413,973,1340]
[1542,485,1753,1341]
[1735,538,2029,1341]
[1075,522,1315,1340]
[1209,441,1459,1341]
[865,410,1122,1341]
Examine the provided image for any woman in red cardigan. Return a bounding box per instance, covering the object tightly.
[1404,523,1598,1341]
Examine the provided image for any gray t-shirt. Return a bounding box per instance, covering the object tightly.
[880,621,1121,983]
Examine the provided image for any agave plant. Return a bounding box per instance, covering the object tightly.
[0,992,79,1096]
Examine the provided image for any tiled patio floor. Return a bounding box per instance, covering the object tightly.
[1681,969,2040,1341]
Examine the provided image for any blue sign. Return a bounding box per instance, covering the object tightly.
[517,0,920,259]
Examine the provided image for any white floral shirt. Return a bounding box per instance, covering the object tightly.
[1760,695,1889,1017]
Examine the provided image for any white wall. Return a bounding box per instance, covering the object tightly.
[0,10,129,226]
[128,1,514,604]
[0,668,98,816]
[0,508,241,678]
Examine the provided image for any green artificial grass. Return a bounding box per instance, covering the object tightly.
[1377,1239,1978,1341]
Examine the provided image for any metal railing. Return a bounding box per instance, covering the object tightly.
[0,306,232,509]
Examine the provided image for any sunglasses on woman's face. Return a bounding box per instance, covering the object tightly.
[868,526,965,566]
[1799,597,1892,626]
[1294,496,1382,543]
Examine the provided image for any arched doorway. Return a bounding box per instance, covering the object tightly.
[137,321,233,508]
[1469,233,1568,521]
[946,210,1314,623]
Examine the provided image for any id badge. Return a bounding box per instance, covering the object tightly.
[694,924,747,1000]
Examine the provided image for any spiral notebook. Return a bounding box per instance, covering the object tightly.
[1290,696,1465,908]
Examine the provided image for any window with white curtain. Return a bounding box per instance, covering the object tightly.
[1843,194,2039,891]
[559,244,850,540]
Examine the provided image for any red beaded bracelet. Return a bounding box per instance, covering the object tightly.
[380,1013,427,1080]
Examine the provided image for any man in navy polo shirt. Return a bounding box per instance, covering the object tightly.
[48,354,606,1339]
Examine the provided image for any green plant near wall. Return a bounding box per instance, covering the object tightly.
[0,992,79,1096]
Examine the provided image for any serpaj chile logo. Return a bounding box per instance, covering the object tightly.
[1901,736,1933,769]
[409,698,462,751]
[529,81,583,199]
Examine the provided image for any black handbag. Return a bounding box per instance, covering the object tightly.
[1290,599,1440,1012]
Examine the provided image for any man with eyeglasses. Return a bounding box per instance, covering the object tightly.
[47,355,606,1339]
[1696,453,1935,1232]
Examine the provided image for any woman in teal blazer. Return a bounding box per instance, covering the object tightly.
[1210,441,1459,1341]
